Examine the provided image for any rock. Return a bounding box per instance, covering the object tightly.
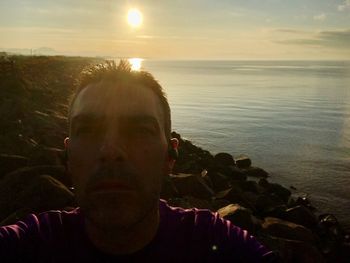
[160,175,179,199]
[0,154,29,179]
[242,166,269,178]
[213,165,246,181]
[207,171,230,192]
[4,165,71,187]
[214,152,235,166]
[0,174,74,221]
[28,146,65,166]
[228,166,247,181]
[259,235,325,263]
[283,205,318,229]
[217,204,255,233]
[211,198,231,211]
[241,191,260,206]
[259,178,291,203]
[169,173,215,200]
[262,204,288,219]
[262,217,316,243]
[215,187,255,212]
[317,213,346,249]
[199,169,214,190]
[236,180,262,194]
[255,194,285,215]
[295,196,316,211]
[235,155,252,169]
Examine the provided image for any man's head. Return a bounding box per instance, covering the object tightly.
[64,60,178,231]
[68,60,172,140]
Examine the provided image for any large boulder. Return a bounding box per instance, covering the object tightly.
[254,194,285,215]
[207,171,231,191]
[28,146,65,166]
[217,204,255,233]
[242,166,269,178]
[259,178,291,203]
[169,173,215,200]
[235,180,262,194]
[4,165,71,187]
[0,173,74,221]
[212,165,247,182]
[214,152,235,166]
[215,187,255,211]
[262,217,316,243]
[283,205,318,229]
[0,154,29,179]
[235,155,252,169]
[259,235,325,263]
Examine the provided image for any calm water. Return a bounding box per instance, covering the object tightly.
[142,60,350,229]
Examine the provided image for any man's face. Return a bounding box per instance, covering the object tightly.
[66,82,170,230]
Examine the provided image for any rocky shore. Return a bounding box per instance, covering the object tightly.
[0,55,349,262]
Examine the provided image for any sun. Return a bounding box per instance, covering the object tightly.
[128,58,143,71]
[127,8,143,28]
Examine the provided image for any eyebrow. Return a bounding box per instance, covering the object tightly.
[71,113,105,126]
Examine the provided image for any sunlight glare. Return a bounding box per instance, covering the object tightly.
[127,8,143,28]
[128,58,143,71]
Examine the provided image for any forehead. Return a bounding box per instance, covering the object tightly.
[70,82,164,124]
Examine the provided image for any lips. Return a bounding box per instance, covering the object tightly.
[88,181,134,193]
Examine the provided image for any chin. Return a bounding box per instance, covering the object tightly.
[82,193,157,230]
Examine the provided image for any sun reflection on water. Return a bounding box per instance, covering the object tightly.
[128,58,143,71]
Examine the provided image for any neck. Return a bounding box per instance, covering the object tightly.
[84,203,160,255]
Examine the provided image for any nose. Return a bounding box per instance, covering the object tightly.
[98,130,127,163]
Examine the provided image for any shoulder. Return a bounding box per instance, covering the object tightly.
[159,200,274,262]
[0,208,81,260]
[159,199,234,236]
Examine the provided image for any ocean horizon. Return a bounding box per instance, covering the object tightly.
[140,59,350,229]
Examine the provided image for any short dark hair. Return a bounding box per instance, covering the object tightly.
[68,60,171,139]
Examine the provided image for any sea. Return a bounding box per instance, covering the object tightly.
[141,60,350,229]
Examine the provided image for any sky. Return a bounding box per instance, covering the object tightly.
[0,0,349,60]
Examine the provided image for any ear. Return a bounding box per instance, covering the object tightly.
[166,138,179,173]
[64,137,69,149]
[63,137,70,171]
[170,138,179,155]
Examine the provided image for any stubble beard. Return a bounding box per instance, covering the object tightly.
[74,164,164,232]
[79,189,160,233]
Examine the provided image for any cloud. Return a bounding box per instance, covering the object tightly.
[274,29,350,49]
[274,28,310,35]
[136,35,209,40]
[318,29,350,47]
[313,13,326,21]
[338,0,350,11]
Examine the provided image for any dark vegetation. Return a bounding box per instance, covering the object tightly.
[0,54,349,262]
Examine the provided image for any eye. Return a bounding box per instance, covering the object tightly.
[127,125,157,136]
[75,124,102,136]
[75,125,91,135]
[139,126,156,134]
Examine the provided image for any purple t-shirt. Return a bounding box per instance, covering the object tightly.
[0,200,275,262]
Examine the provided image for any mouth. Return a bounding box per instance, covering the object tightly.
[88,181,134,194]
